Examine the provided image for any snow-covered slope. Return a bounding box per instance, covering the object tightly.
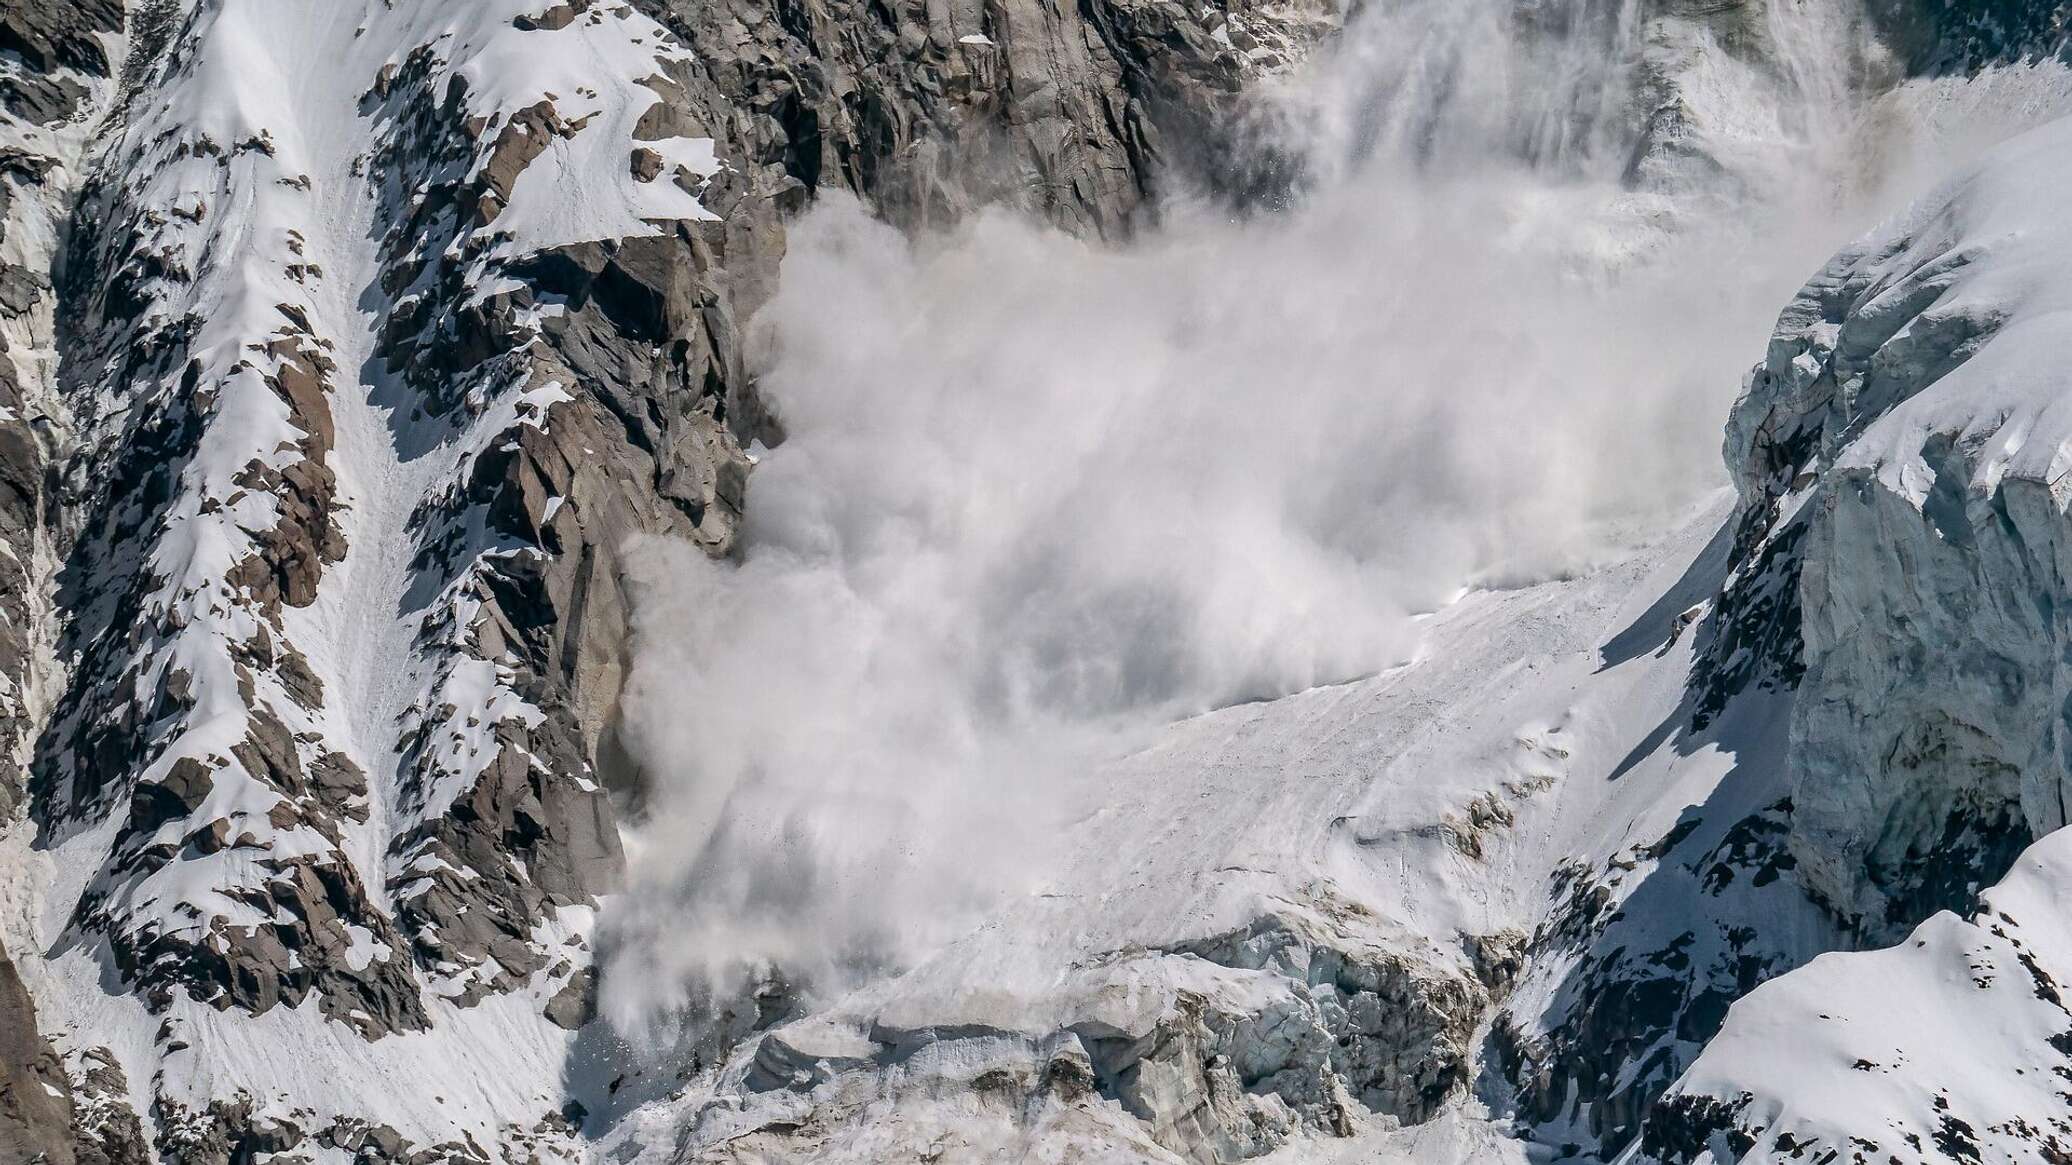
[583,494,1806,1162]
[3,0,2072,1161]
[1644,828,2072,1163]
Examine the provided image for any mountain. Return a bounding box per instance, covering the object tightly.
[1,0,2071,1162]
[1640,103,2072,1165]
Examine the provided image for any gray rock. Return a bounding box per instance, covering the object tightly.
[544,967,596,1031]
[0,0,121,80]
[69,1049,148,1165]
[0,939,74,1165]
[0,0,121,821]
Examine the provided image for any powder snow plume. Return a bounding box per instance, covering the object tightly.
[595,0,1921,1035]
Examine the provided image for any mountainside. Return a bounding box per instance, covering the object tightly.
[0,0,1330,1157]
[3,0,2072,1163]
[1640,104,2072,1165]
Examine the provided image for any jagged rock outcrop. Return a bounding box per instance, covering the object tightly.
[1868,0,2070,73]
[651,900,1498,1165]
[68,1049,149,1165]
[0,302,46,818]
[1719,110,2072,939]
[633,0,1332,241]
[0,940,73,1165]
[1493,796,1836,1154]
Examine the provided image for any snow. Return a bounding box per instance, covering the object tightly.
[1657,828,2072,1162]
[5,0,2072,1158]
[595,494,1804,1158]
[1627,105,2072,1164]
[1824,114,2072,494]
[0,0,733,1148]
[31,935,587,1153]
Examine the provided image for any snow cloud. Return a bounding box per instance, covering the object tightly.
[592,0,2010,1037]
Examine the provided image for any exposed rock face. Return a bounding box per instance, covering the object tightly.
[68,1049,149,1165]
[0,0,120,817]
[0,940,73,1165]
[0,5,120,1162]
[1493,793,1837,1154]
[0,277,43,821]
[0,0,121,125]
[632,0,1331,241]
[1868,0,2070,72]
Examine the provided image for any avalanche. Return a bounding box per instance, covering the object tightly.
[3,0,2072,1162]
